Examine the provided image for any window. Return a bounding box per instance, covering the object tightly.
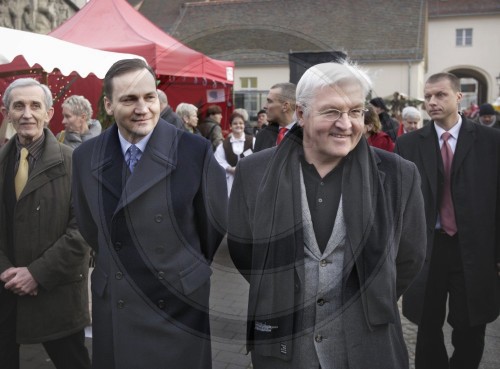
[456,28,472,46]
[240,77,257,89]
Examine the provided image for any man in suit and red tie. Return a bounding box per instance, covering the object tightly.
[72,59,227,369]
[395,72,500,369]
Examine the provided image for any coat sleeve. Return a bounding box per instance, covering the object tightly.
[71,145,99,250]
[227,159,253,282]
[28,168,90,291]
[195,142,227,262]
[395,161,426,297]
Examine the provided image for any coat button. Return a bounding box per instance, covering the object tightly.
[114,242,122,251]
[320,259,328,267]
[157,299,166,309]
[115,272,123,280]
[154,214,163,223]
[317,298,325,306]
[117,300,125,309]
[157,271,165,280]
[315,334,323,343]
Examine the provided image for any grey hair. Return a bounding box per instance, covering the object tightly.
[62,95,93,122]
[402,106,421,121]
[2,78,53,110]
[296,61,372,116]
[175,103,198,119]
[157,89,168,105]
[233,108,249,122]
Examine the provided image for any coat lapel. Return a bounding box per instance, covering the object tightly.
[91,124,124,201]
[452,118,475,175]
[117,119,179,211]
[417,124,439,204]
[19,129,66,200]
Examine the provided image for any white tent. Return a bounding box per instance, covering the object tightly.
[0,26,144,78]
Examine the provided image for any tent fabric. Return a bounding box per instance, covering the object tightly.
[0,26,144,78]
[49,0,234,84]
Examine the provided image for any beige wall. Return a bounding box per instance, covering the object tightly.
[234,65,289,91]
[428,15,500,103]
[234,61,426,102]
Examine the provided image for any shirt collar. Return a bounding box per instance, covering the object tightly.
[434,114,462,140]
[118,128,153,156]
[15,131,45,160]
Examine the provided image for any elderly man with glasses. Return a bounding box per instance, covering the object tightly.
[228,60,426,369]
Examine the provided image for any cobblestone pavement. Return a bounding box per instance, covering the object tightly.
[21,239,499,368]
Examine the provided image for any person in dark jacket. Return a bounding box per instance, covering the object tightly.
[157,89,186,130]
[395,73,500,369]
[228,60,426,369]
[370,97,399,142]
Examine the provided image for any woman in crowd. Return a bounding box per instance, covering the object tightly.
[176,102,202,135]
[364,104,395,152]
[215,111,255,196]
[57,95,102,149]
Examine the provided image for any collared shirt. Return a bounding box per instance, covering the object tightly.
[118,129,153,163]
[300,155,344,253]
[15,131,45,173]
[434,114,462,154]
[434,114,461,230]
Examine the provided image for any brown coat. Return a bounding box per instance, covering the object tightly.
[0,129,90,343]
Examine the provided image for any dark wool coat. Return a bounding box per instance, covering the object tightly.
[72,120,227,369]
[0,129,90,343]
[395,117,500,326]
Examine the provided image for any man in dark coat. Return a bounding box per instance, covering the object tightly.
[395,72,500,369]
[370,97,399,142]
[72,59,227,369]
[0,78,91,369]
[254,82,296,152]
[474,103,500,129]
[228,61,426,369]
[157,89,186,130]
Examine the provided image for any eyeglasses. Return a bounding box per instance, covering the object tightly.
[316,108,368,122]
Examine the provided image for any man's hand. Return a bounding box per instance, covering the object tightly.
[0,267,16,283]
[4,267,39,296]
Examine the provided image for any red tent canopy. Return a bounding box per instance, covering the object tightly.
[49,0,234,84]
[44,0,234,134]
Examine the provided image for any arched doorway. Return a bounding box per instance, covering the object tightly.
[448,68,488,105]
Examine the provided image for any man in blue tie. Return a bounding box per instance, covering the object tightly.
[395,73,500,369]
[72,58,227,369]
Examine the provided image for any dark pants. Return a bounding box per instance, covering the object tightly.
[0,289,91,369]
[415,231,486,369]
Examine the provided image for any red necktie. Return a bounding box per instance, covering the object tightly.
[439,132,457,236]
[276,127,288,145]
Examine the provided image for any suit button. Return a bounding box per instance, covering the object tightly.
[315,334,323,343]
[157,299,166,309]
[117,300,125,309]
[320,259,328,267]
[317,298,325,306]
[115,272,123,280]
[154,214,163,223]
[114,242,122,251]
[157,271,165,280]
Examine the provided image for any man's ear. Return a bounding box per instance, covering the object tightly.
[104,96,113,115]
[296,105,305,127]
[1,107,8,120]
[282,101,289,112]
[46,107,54,122]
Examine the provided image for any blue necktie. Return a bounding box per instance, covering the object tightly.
[127,145,140,173]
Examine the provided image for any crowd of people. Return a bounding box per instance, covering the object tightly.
[0,58,499,369]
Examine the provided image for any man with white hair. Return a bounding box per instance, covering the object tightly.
[400,106,423,135]
[228,60,426,369]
